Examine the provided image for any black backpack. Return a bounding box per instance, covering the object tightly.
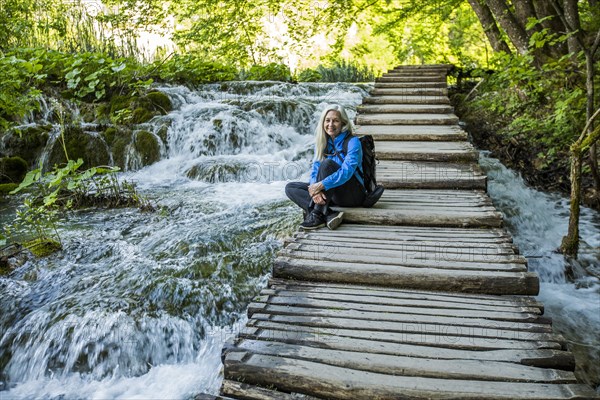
[340,134,385,207]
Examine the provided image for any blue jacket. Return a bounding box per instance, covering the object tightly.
[309,131,364,190]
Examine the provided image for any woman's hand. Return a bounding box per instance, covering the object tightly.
[312,192,327,205]
[308,182,325,197]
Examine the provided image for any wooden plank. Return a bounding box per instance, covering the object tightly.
[273,257,539,295]
[239,327,574,369]
[355,124,465,140]
[370,88,449,96]
[357,104,453,113]
[231,340,577,383]
[375,141,478,162]
[259,288,539,315]
[357,113,458,125]
[363,94,451,104]
[248,307,551,335]
[266,279,543,309]
[289,236,519,256]
[247,320,561,350]
[332,205,504,228]
[373,81,448,88]
[221,379,320,400]
[293,231,513,244]
[310,223,509,236]
[278,248,527,272]
[224,352,598,400]
[249,295,543,322]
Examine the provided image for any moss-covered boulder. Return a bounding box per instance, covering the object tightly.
[0,125,50,166]
[0,156,28,184]
[134,130,161,166]
[0,183,19,195]
[145,91,173,114]
[47,126,110,169]
[131,107,155,124]
[105,128,134,170]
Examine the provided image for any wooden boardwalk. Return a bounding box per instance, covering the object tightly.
[210,65,599,399]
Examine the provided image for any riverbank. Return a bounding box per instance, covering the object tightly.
[450,84,600,212]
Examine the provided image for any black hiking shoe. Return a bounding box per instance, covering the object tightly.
[300,211,326,230]
[326,211,344,230]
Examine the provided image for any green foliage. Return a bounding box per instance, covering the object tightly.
[464,51,589,170]
[3,158,154,254]
[296,68,322,82]
[151,54,238,85]
[314,61,375,83]
[242,63,292,82]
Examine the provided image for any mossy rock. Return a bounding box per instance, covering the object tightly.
[0,156,28,184]
[145,91,173,114]
[155,121,171,145]
[131,107,157,124]
[102,127,118,145]
[110,129,134,170]
[24,238,62,257]
[110,95,135,114]
[0,183,19,195]
[0,125,50,166]
[47,126,110,169]
[134,130,161,166]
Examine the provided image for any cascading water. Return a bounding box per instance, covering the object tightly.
[1,81,598,398]
[480,152,600,389]
[0,81,369,398]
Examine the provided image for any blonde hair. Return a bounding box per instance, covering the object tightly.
[314,104,354,161]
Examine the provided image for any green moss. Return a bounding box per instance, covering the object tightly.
[110,129,134,170]
[110,95,134,114]
[131,107,156,124]
[0,156,28,184]
[155,122,171,144]
[102,127,118,145]
[1,125,50,166]
[0,183,19,195]
[47,125,110,168]
[145,91,173,114]
[24,238,62,257]
[134,130,160,166]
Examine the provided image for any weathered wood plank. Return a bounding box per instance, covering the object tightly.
[373,81,448,88]
[221,379,320,400]
[370,88,449,96]
[356,124,465,140]
[239,326,574,369]
[224,352,597,399]
[249,295,544,322]
[273,257,539,295]
[374,140,478,162]
[231,340,576,383]
[248,308,550,336]
[357,104,453,113]
[292,231,512,245]
[247,320,561,350]
[307,223,510,237]
[266,279,544,309]
[258,288,540,314]
[357,112,458,125]
[332,205,504,228]
[363,94,450,104]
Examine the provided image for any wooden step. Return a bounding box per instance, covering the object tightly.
[331,189,502,228]
[363,94,450,104]
[371,87,448,96]
[356,125,467,141]
[377,160,486,190]
[358,104,454,114]
[375,141,478,162]
[377,75,447,83]
[223,350,596,399]
[374,81,447,88]
[357,113,458,125]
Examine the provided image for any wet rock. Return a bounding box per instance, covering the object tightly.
[47,125,110,168]
[134,130,160,166]
[0,125,50,166]
[0,156,28,184]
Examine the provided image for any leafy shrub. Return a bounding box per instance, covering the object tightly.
[315,61,375,82]
[297,68,322,82]
[152,54,238,85]
[243,63,292,82]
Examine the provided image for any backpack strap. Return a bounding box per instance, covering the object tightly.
[341,134,365,181]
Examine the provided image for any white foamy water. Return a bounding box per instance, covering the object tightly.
[0,81,370,398]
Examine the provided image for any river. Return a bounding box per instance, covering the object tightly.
[0,81,598,398]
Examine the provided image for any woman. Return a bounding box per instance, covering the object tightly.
[285,104,366,230]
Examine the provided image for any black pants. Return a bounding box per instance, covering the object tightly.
[285,159,366,215]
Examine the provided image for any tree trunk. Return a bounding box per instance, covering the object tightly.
[513,0,537,30]
[532,0,569,56]
[563,0,583,54]
[561,149,582,257]
[467,0,512,54]
[486,0,530,54]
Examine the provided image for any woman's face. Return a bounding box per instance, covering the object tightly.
[324,110,343,138]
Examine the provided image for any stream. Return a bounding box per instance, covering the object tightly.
[0,81,598,398]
